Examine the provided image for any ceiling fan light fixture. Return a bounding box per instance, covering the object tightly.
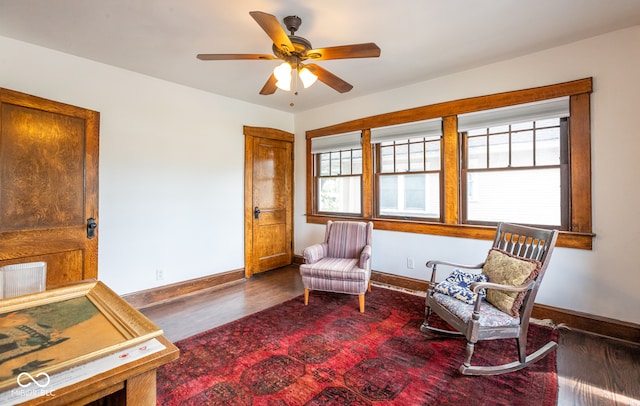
[273,62,292,91]
[298,67,318,88]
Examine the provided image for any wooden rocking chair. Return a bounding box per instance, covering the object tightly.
[421,222,559,375]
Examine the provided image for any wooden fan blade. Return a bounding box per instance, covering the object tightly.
[260,74,278,95]
[305,64,353,93]
[307,43,381,60]
[249,11,294,55]
[197,53,275,60]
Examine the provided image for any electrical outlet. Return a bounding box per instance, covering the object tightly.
[155,269,165,281]
[407,258,414,269]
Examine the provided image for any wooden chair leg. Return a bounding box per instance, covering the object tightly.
[367,281,372,292]
[358,294,365,313]
[304,288,309,306]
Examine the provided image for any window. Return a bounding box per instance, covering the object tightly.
[306,78,593,249]
[372,119,443,219]
[462,118,568,227]
[312,132,362,215]
[459,97,570,229]
[375,136,442,219]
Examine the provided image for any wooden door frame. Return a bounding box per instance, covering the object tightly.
[243,126,294,278]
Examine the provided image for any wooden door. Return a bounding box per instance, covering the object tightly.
[244,126,293,277]
[0,88,100,287]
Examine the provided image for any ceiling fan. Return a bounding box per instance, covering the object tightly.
[196,11,381,95]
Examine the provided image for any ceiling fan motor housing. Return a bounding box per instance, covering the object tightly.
[283,15,302,34]
[272,35,312,62]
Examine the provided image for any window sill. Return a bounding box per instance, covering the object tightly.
[306,214,594,250]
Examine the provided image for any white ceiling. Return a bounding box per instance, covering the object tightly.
[1,0,640,112]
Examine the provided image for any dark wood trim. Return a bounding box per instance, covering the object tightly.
[442,115,459,224]
[122,269,245,309]
[569,93,592,235]
[531,304,640,344]
[371,269,429,292]
[243,125,294,142]
[306,78,592,138]
[305,215,593,249]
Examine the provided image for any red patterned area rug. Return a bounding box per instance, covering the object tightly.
[156,287,557,405]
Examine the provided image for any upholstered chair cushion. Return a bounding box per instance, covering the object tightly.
[481,249,541,316]
[326,221,370,259]
[432,293,520,327]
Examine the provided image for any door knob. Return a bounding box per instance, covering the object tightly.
[254,206,261,219]
[87,217,98,239]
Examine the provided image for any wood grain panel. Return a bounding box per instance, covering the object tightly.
[0,104,85,231]
[0,88,100,285]
[0,250,84,288]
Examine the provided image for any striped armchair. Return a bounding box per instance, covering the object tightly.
[300,221,373,312]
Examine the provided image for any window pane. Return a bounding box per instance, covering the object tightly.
[426,140,441,170]
[404,174,426,210]
[409,142,425,171]
[330,152,340,175]
[466,168,561,226]
[319,153,330,176]
[318,176,361,214]
[511,130,534,166]
[489,133,509,168]
[341,150,352,175]
[536,128,560,165]
[352,149,363,174]
[379,176,398,210]
[467,136,487,169]
[395,143,409,172]
[380,145,395,173]
[379,173,440,218]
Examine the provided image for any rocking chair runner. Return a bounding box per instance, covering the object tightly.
[421,222,559,375]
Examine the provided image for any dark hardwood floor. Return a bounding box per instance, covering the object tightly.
[141,266,640,406]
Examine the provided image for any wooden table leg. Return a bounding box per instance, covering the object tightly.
[125,370,156,405]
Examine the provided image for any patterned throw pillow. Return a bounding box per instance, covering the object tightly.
[433,269,489,304]
[481,248,541,317]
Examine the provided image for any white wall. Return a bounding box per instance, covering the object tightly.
[294,26,640,325]
[0,36,294,295]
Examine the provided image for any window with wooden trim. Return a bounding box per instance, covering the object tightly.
[371,119,443,220]
[312,132,363,215]
[462,118,568,228]
[305,78,593,249]
[458,97,570,229]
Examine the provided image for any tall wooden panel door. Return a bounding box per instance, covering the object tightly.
[0,88,100,287]
[244,126,293,277]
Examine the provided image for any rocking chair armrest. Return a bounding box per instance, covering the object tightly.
[470,280,535,313]
[470,280,535,294]
[425,260,485,283]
